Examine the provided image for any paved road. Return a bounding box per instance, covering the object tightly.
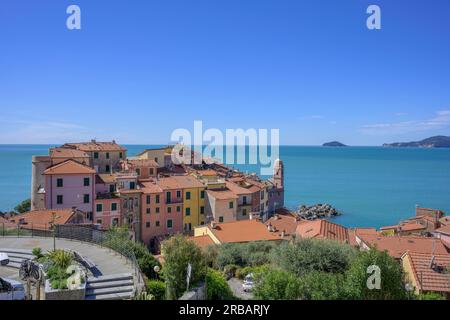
[0,237,134,277]
[228,278,253,300]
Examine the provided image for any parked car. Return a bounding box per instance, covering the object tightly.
[0,253,9,266]
[242,273,254,292]
[0,277,25,300]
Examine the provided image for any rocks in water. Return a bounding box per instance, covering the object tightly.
[296,204,341,220]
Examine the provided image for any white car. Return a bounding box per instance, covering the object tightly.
[242,273,254,292]
[0,278,25,300]
[0,253,9,266]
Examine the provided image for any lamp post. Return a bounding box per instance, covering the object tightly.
[51,212,60,251]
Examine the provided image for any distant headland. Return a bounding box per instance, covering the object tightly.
[383,136,450,148]
[322,141,347,147]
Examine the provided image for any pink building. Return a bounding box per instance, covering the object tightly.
[94,174,121,230]
[44,160,96,219]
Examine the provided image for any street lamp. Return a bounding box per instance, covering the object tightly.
[51,212,61,251]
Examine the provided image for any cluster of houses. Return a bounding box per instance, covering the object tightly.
[12,140,284,251]
[3,139,449,298]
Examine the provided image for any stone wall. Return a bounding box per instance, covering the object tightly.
[179,281,206,300]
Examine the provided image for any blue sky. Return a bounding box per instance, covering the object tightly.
[0,0,449,145]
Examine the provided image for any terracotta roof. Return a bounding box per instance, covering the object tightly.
[170,175,204,189]
[44,159,96,175]
[190,235,215,249]
[63,141,126,152]
[296,219,349,243]
[435,225,450,236]
[400,222,426,232]
[357,234,450,259]
[97,174,116,184]
[225,181,253,195]
[380,225,399,231]
[403,252,450,293]
[50,148,89,159]
[208,220,281,243]
[140,181,163,194]
[265,212,299,237]
[125,159,158,167]
[0,216,15,228]
[439,216,450,226]
[416,207,445,218]
[197,169,217,177]
[206,189,238,200]
[8,209,78,230]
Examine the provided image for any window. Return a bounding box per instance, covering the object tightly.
[156,221,160,227]
[261,190,265,200]
[243,196,247,205]
[136,168,141,176]
[106,165,110,172]
[229,201,234,209]
[94,152,99,159]
[200,190,205,199]
[112,218,118,226]
[146,208,150,214]
[155,195,160,204]
[219,216,224,223]
[109,184,115,193]
[149,168,154,175]
[185,208,191,216]
[168,207,172,213]
[154,157,158,163]
[106,152,110,159]
[167,219,173,229]
[146,222,150,228]
[177,190,181,198]
[96,204,103,212]
[57,195,63,205]
[186,192,191,200]
[176,206,181,212]
[96,219,102,224]
[146,195,151,204]
[111,203,117,211]
[166,192,171,204]
[156,207,160,214]
[243,209,247,216]
[84,194,90,204]
[84,178,90,187]
[57,178,63,188]
[200,206,205,214]
[130,182,136,190]
[119,152,123,159]
[201,221,205,225]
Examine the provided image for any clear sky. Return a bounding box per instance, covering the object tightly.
[1,0,449,145]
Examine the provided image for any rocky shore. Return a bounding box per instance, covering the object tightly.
[296,204,341,220]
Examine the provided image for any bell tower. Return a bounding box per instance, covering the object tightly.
[273,159,284,189]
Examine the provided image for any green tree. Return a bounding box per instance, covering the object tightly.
[272,238,357,277]
[343,249,407,300]
[297,271,344,300]
[161,235,207,299]
[14,199,31,213]
[215,241,277,270]
[253,269,302,300]
[145,280,166,300]
[206,268,234,300]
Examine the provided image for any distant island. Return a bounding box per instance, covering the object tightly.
[383,136,450,148]
[323,141,347,147]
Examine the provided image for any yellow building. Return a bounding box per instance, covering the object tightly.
[171,175,206,232]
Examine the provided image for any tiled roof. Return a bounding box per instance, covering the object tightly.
[170,175,204,189]
[296,219,349,243]
[209,220,280,243]
[44,159,96,175]
[190,235,215,248]
[264,212,299,237]
[125,159,158,167]
[400,222,426,232]
[403,252,450,293]
[416,207,445,218]
[197,169,217,177]
[97,174,116,184]
[8,209,77,229]
[357,234,450,259]
[140,181,163,194]
[0,216,15,228]
[206,189,238,200]
[63,141,126,152]
[50,148,89,158]
[225,181,253,195]
[439,216,450,226]
[435,225,450,236]
[380,225,399,231]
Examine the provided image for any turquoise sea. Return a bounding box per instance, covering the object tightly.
[1,145,450,229]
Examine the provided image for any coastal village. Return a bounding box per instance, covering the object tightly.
[1,140,450,299]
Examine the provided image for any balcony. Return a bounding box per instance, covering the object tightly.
[96,192,119,200]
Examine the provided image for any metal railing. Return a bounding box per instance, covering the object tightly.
[1,222,145,296]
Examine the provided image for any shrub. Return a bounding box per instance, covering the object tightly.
[146,280,166,300]
[297,271,344,300]
[161,235,207,299]
[206,268,234,300]
[253,269,301,300]
[235,265,269,280]
[271,238,357,277]
[32,247,44,259]
[223,264,239,279]
[48,250,73,270]
[415,292,445,300]
[215,241,277,270]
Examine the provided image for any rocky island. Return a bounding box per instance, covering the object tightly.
[295,204,341,220]
[383,136,450,148]
[323,141,347,147]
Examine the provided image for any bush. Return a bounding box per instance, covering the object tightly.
[415,292,445,300]
[48,250,73,270]
[14,199,31,214]
[146,280,166,300]
[32,247,44,259]
[223,264,239,279]
[297,271,344,300]
[253,269,301,300]
[161,235,207,299]
[206,268,234,300]
[215,241,277,270]
[343,249,407,300]
[235,265,269,280]
[271,238,357,277]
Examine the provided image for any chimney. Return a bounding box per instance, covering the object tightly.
[210,221,218,229]
[91,139,96,143]
[280,230,285,238]
[112,140,116,144]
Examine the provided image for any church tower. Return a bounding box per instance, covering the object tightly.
[273,159,284,189]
